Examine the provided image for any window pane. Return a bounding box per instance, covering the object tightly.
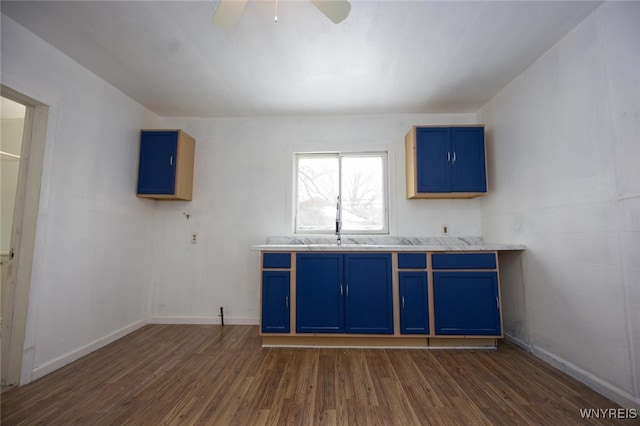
[296,156,339,231]
[341,155,385,231]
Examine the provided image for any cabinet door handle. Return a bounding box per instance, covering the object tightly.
[496,297,500,310]
[346,284,349,297]
[170,155,174,166]
[452,152,456,164]
[447,151,451,162]
[402,296,405,309]
[286,296,289,309]
[340,284,343,296]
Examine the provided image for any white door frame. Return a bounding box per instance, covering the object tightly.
[1,85,49,386]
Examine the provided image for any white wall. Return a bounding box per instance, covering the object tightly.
[479,2,640,408]
[1,15,158,381]
[149,113,481,324]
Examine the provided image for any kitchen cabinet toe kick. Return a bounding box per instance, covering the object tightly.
[261,335,498,349]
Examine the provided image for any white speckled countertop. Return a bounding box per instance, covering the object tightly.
[251,236,525,252]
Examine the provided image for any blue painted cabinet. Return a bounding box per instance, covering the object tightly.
[137,130,195,200]
[296,253,393,334]
[433,270,501,336]
[261,271,290,333]
[399,272,429,334]
[296,254,344,333]
[406,126,486,198]
[344,254,394,334]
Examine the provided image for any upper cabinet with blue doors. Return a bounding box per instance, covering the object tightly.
[405,125,487,199]
[137,129,195,200]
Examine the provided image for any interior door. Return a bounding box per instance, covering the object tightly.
[1,87,49,386]
[1,95,26,386]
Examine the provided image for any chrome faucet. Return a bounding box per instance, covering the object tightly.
[335,195,342,246]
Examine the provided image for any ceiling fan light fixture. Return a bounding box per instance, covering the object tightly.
[211,0,249,29]
[212,0,351,28]
[309,0,351,24]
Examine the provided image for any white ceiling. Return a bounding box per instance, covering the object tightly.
[1,0,602,117]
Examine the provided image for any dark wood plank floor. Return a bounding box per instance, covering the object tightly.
[1,325,634,425]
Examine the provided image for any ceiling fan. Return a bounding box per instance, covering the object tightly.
[212,0,352,28]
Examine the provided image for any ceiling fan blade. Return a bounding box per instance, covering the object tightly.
[309,0,351,24]
[212,0,249,29]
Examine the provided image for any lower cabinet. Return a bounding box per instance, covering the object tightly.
[433,270,501,336]
[296,253,393,334]
[399,272,430,334]
[259,250,503,343]
[261,271,290,333]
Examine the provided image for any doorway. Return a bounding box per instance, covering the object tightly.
[1,86,49,387]
[1,97,25,291]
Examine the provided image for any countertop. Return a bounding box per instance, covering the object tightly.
[251,236,525,252]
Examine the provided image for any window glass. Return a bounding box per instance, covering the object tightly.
[295,152,387,234]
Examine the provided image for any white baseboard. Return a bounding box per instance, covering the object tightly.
[503,332,533,353]
[148,316,259,325]
[29,319,148,382]
[505,333,639,409]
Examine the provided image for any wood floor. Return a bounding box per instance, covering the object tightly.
[1,325,634,425]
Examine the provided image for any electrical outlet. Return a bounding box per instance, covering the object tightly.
[191,234,197,243]
[441,224,449,235]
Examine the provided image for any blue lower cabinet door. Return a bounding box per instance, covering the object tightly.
[344,254,393,334]
[433,271,501,336]
[399,272,429,334]
[296,253,344,333]
[261,271,290,333]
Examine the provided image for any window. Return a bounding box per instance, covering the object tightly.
[295,152,388,234]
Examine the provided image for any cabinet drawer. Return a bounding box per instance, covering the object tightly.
[397,253,427,269]
[432,253,496,269]
[263,253,291,268]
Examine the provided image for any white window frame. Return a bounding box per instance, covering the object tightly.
[294,151,389,235]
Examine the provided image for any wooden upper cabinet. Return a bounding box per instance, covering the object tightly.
[405,125,487,199]
[137,129,195,201]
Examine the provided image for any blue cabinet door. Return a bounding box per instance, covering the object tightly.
[344,254,393,334]
[415,126,486,194]
[399,272,429,334]
[137,131,178,195]
[296,253,344,333]
[261,271,290,333]
[433,271,501,336]
[416,127,451,193]
[450,127,487,192]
